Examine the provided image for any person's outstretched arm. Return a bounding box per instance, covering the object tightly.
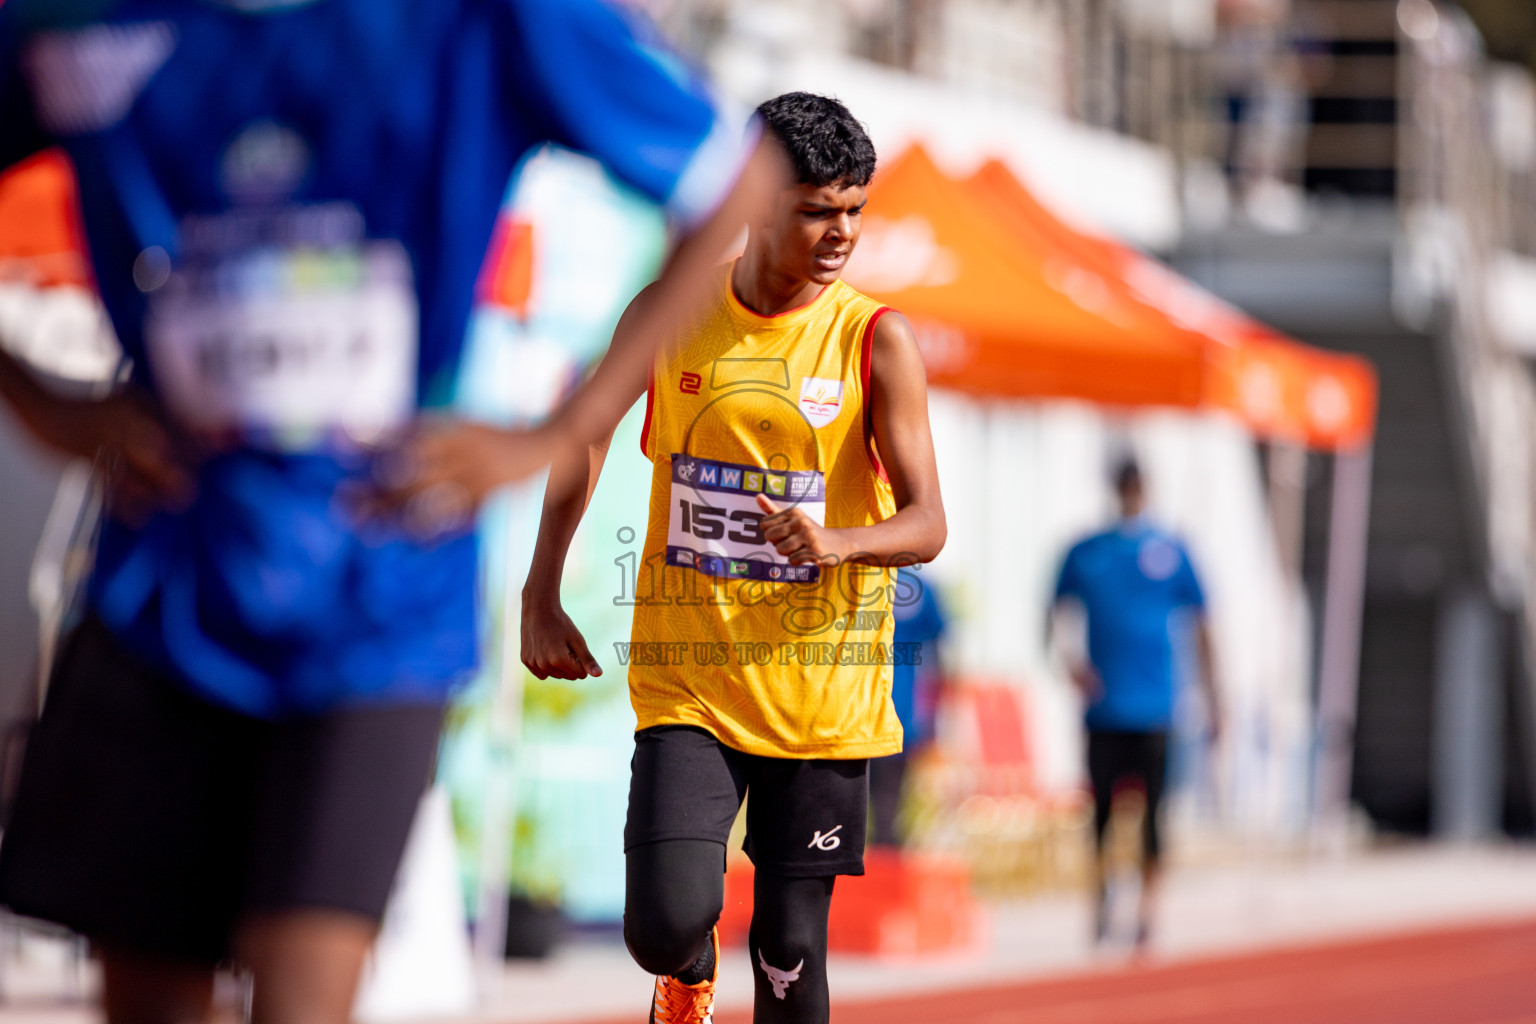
[0,22,194,522]
[0,350,194,522]
[366,137,784,519]
[517,285,666,681]
[756,311,946,566]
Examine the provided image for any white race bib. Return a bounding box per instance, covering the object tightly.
[666,454,826,583]
[146,240,417,450]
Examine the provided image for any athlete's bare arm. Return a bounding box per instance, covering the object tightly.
[519,285,663,681]
[367,138,786,520]
[1045,597,1101,701]
[1195,616,1222,742]
[0,349,193,523]
[758,311,946,566]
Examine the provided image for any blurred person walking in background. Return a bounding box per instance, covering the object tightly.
[870,565,949,849]
[520,92,947,1024]
[1050,458,1221,952]
[0,0,781,1020]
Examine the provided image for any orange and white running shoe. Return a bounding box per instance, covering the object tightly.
[648,927,718,1024]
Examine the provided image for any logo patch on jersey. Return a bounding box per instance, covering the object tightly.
[679,371,702,395]
[24,22,177,135]
[222,121,311,203]
[1138,538,1181,581]
[798,377,844,428]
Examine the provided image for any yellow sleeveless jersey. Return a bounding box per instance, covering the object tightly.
[627,263,903,759]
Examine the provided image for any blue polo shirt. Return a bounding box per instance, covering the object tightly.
[1053,519,1206,732]
[1,0,748,717]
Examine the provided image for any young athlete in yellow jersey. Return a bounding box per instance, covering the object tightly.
[522,93,946,1024]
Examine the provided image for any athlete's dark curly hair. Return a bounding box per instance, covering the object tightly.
[755,92,877,190]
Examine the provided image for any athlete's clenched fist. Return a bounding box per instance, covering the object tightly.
[755,493,849,564]
[521,598,603,680]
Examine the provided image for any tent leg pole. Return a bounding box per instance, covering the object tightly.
[1266,442,1307,578]
[1310,444,1374,847]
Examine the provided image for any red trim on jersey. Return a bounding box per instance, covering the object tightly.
[640,364,656,458]
[862,306,893,484]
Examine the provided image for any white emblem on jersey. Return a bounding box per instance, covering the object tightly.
[808,824,843,851]
[1138,538,1180,581]
[24,23,177,135]
[758,951,804,1000]
[798,377,844,428]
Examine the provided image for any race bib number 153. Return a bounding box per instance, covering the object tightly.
[666,454,826,583]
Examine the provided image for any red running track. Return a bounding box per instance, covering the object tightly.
[576,918,1536,1024]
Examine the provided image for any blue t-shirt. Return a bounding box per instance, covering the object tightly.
[891,567,946,746]
[1,0,748,717]
[1052,519,1206,732]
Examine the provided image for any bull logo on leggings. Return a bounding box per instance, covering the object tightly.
[758,950,804,999]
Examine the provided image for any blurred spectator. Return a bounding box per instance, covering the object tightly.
[0,1,777,1021]
[1050,457,1220,950]
[870,566,949,848]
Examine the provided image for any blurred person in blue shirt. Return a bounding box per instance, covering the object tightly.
[1050,457,1221,951]
[870,566,948,848]
[0,0,781,1018]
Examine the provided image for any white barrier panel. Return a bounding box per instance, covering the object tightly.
[355,786,477,1022]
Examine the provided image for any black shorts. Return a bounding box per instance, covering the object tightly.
[0,617,445,966]
[1086,728,1169,862]
[624,725,868,877]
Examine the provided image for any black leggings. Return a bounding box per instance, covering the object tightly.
[624,839,835,1024]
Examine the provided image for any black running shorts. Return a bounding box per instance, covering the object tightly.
[0,617,445,966]
[625,725,869,877]
[1086,728,1169,862]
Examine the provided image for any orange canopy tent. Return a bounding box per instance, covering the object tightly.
[849,146,1377,452]
[966,158,1377,453]
[844,146,1216,410]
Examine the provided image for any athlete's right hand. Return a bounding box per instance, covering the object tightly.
[17,388,195,523]
[521,599,603,680]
